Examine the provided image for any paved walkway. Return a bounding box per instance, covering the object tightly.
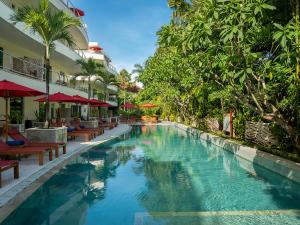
[0,124,131,222]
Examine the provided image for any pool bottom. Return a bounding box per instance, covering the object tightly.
[135,210,300,225]
[1,125,300,225]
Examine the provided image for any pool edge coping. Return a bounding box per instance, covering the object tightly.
[0,125,132,224]
[172,122,300,184]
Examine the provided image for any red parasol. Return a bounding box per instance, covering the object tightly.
[139,103,157,108]
[72,95,91,105]
[0,80,44,141]
[121,103,137,109]
[89,46,103,52]
[69,8,85,17]
[35,92,74,103]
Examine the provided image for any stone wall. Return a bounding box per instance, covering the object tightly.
[245,121,277,148]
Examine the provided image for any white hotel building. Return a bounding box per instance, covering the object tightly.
[0,0,118,126]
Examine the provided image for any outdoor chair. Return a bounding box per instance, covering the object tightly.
[67,127,93,142]
[0,140,53,165]
[99,119,114,130]
[0,160,19,187]
[8,129,66,158]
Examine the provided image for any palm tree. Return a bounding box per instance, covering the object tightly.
[76,58,103,120]
[76,58,103,99]
[96,69,118,101]
[11,0,81,127]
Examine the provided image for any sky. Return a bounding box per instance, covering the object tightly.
[74,0,172,73]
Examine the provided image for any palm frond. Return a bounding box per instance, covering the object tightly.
[11,0,81,53]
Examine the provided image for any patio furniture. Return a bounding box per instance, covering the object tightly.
[129,116,137,124]
[99,119,114,129]
[0,140,53,165]
[0,160,19,187]
[119,116,128,124]
[8,129,67,158]
[67,128,93,142]
[73,123,101,137]
[151,116,158,123]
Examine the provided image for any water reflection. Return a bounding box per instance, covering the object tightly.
[2,126,300,225]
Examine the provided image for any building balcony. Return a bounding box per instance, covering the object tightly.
[0,0,88,61]
[0,49,88,97]
[107,84,118,93]
[50,0,89,49]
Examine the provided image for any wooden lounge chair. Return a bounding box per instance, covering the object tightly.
[67,129,93,142]
[0,160,19,187]
[111,118,118,127]
[129,116,137,124]
[8,129,66,158]
[73,123,103,136]
[0,141,52,166]
[72,125,97,138]
[99,120,114,130]
[150,116,158,123]
[141,115,148,123]
[119,116,128,124]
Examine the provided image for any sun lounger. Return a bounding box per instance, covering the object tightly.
[73,124,103,136]
[119,116,128,124]
[0,141,52,165]
[0,160,19,187]
[151,116,158,123]
[99,119,114,129]
[67,129,93,142]
[129,116,136,124]
[8,130,66,158]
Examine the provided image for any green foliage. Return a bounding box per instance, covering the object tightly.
[137,0,300,151]
[233,113,246,139]
[9,111,23,124]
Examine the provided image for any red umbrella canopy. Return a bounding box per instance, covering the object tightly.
[35,92,74,103]
[91,102,112,107]
[72,95,91,105]
[89,46,103,52]
[0,80,44,97]
[89,99,106,105]
[70,8,85,17]
[121,103,137,109]
[140,103,157,108]
[0,80,44,142]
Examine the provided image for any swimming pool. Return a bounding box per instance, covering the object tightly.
[1,125,300,225]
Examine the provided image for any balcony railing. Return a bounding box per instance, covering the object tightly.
[0,0,86,59]
[58,0,88,34]
[0,49,89,93]
[0,49,46,81]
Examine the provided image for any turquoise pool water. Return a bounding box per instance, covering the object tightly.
[1,125,300,225]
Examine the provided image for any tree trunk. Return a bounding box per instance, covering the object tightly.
[87,75,91,121]
[44,47,51,128]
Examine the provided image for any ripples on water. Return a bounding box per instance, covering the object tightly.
[2,125,300,225]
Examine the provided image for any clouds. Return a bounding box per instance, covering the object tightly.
[75,0,171,72]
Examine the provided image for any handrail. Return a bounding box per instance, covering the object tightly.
[0,0,87,59]
[58,0,88,34]
[0,49,88,94]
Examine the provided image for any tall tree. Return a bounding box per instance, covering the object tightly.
[96,69,118,100]
[138,0,300,150]
[76,58,103,99]
[11,0,81,127]
[116,69,131,104]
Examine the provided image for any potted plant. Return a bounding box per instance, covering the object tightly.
[8,111,24,132]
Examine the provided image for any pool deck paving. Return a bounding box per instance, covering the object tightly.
[0,124,131,223]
